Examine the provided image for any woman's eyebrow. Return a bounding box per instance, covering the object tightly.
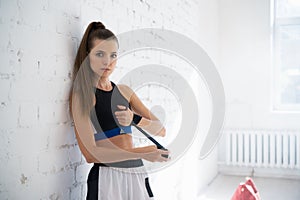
[95,50,117,54]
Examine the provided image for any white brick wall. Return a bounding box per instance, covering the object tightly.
[0,0,219,199]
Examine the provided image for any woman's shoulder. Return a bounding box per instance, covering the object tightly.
[114,83,134,100]
[115,83,132,92]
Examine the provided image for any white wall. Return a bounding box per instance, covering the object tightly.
[217,0,300,165]
[0,0,220,199]
[219,0,300,130]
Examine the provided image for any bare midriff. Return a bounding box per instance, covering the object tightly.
[95,133,134,150]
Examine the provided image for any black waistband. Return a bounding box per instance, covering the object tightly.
[93,159,144,168]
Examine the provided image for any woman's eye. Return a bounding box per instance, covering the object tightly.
[96,53,104,57]
[111,54,117,58]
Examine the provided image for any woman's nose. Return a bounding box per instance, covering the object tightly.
[102,55,111,66]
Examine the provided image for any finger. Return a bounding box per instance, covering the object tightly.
[160,156,171,162]
[117,105,127,110]
[115,110,128,114]
[158,149,170,155]
[155,154,170,162]
[116,118,124,123]
[114,111,121,115]
[115,115,124,120]
[116,115,126,120]
[115,113,123,118]
[114,111,126,116]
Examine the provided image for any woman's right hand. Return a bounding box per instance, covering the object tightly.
[132,145,170,162]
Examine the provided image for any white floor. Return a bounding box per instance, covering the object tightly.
[198,174,300,200]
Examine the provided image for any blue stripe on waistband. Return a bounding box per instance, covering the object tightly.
[94,126,132,141]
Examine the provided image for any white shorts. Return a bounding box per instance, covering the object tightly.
[98,166,154,200]
[86,160,155,200]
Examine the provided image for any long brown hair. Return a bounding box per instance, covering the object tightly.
[69,22,119,117]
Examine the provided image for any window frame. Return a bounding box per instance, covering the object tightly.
[271,0,300,112]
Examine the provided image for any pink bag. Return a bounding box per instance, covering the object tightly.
[231,177,261,200]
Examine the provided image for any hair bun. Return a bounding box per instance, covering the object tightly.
[93,22,105,29]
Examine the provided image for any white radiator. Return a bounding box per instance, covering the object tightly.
[225,130,300,169]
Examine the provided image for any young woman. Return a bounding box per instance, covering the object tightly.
[69,21,170,200]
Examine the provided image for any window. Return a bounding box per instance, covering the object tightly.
[273,0,300,111]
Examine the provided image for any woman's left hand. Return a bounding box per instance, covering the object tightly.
[114,105,134,126]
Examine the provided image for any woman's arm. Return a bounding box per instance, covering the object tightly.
[71,92,139,163]
[117,85,166,137]
[71,92,169,163]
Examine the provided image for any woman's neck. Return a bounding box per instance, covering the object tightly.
[97,78,111,90]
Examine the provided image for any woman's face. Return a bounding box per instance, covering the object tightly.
[89,39,118,78]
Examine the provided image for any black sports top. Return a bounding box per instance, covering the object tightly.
[90,81,133,141]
